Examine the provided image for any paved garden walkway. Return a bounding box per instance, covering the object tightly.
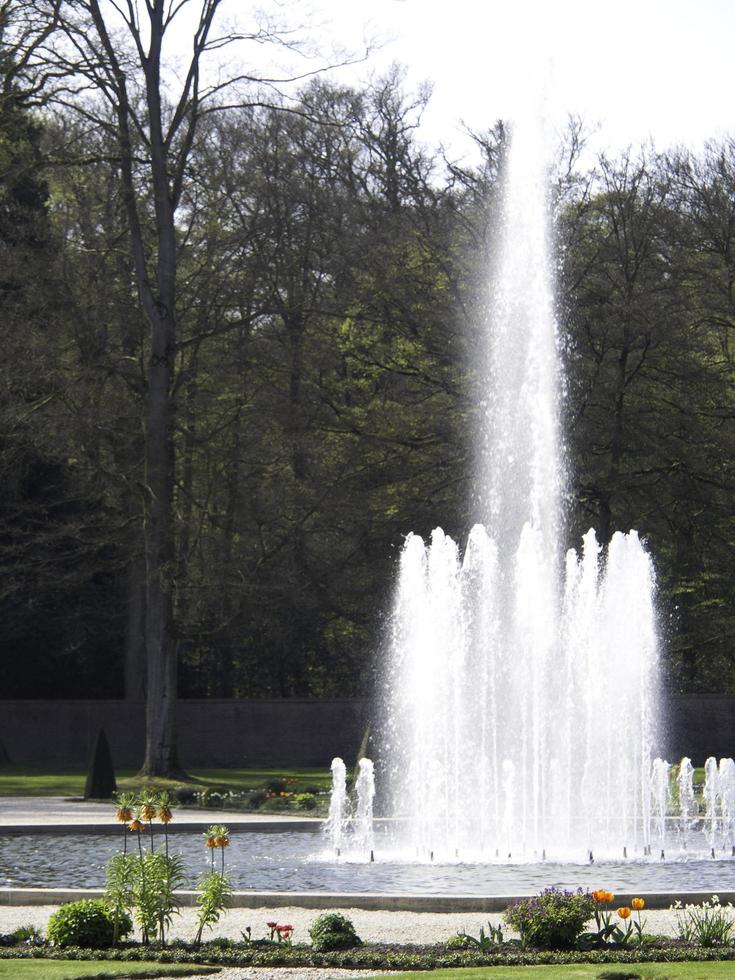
[0,796,319,829]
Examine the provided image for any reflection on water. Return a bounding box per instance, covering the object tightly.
[1,832,735,894]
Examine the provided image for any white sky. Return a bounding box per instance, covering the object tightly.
[161,0,734,165]
[301,0,735,163]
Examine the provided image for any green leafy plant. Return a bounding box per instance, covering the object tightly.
[47,899,131,948]
[504,887,596,949]
[11,923,44,945]
[194,824,233,947]
[105,853,136,945]
[149,852,186,943]
[447,922,507,949]
[112,792,183,945]
[292,792,317,810]
[673,894,735,946]
[194,870,232,946]
[309,912,362,951]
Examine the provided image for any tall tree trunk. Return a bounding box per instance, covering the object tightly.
[141,302,179,774]
[123,553,146,700]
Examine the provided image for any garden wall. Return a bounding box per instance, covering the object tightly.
[0,695,731,769]
[0,699,372,770]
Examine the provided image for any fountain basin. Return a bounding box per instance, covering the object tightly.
[2,829,734,897]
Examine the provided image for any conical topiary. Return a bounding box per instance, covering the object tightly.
[84,729,117,799]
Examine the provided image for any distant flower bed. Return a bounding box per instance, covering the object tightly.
[173,778,327,813]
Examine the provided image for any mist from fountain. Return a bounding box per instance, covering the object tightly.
[378,110,664,861]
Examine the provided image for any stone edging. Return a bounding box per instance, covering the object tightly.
[1,888,734,912]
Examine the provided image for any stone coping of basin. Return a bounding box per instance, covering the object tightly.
[1,888,734,912]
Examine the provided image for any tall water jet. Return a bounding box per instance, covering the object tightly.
[354,758,376,855]
[677,757,696,849]
[325,757,348,853]
[651,759,671,852]
[704,756,719,850]
[381,110,661,860]
[719,758,735,850]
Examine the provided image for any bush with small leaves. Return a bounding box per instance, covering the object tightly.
[47,899,131,948]
[504,887,596,949]
[309,912,362,951]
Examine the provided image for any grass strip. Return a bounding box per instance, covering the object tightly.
[0,960,219,978]
[0,766,330,798]
[362,964,735,979]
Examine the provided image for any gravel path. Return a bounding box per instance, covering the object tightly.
[0,902,684,944]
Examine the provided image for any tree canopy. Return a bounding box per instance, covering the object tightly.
[2,4,735,754]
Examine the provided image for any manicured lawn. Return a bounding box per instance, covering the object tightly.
[0,961,219,978]
[0,766,330,798]
[363,964,735,979]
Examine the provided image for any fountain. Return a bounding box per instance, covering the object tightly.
[319,112,735,868]
[370,110,662,863]
[324,757,348,854]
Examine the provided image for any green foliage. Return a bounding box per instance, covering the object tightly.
[1,54,735,701]
[308,912,362,952]
[6,936,735,971]
[132,854,185,945]
[46,899,131,949]
[673,896,735,947]
[448,923,507,949]
[194,872,232,947]
[504,888,596,950]
[9,925,43,946]
[104,854,136,945]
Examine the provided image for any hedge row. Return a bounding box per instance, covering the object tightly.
[2,940,735,970]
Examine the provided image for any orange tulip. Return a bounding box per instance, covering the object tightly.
[592,889,614,903]
[617,906,631,920]
[632,897,645,911]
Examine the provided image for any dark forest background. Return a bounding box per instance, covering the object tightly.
[2,54,734,701]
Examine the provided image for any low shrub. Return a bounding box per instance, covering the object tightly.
[504,887,596,949]
[292,792,317,810]
[12,924,44,946]
[309,912,362,951]
[47,898,132,948]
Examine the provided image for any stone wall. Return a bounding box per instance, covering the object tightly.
[660,695,735,764]
[0,695,731,770]
[0,699,372,770]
